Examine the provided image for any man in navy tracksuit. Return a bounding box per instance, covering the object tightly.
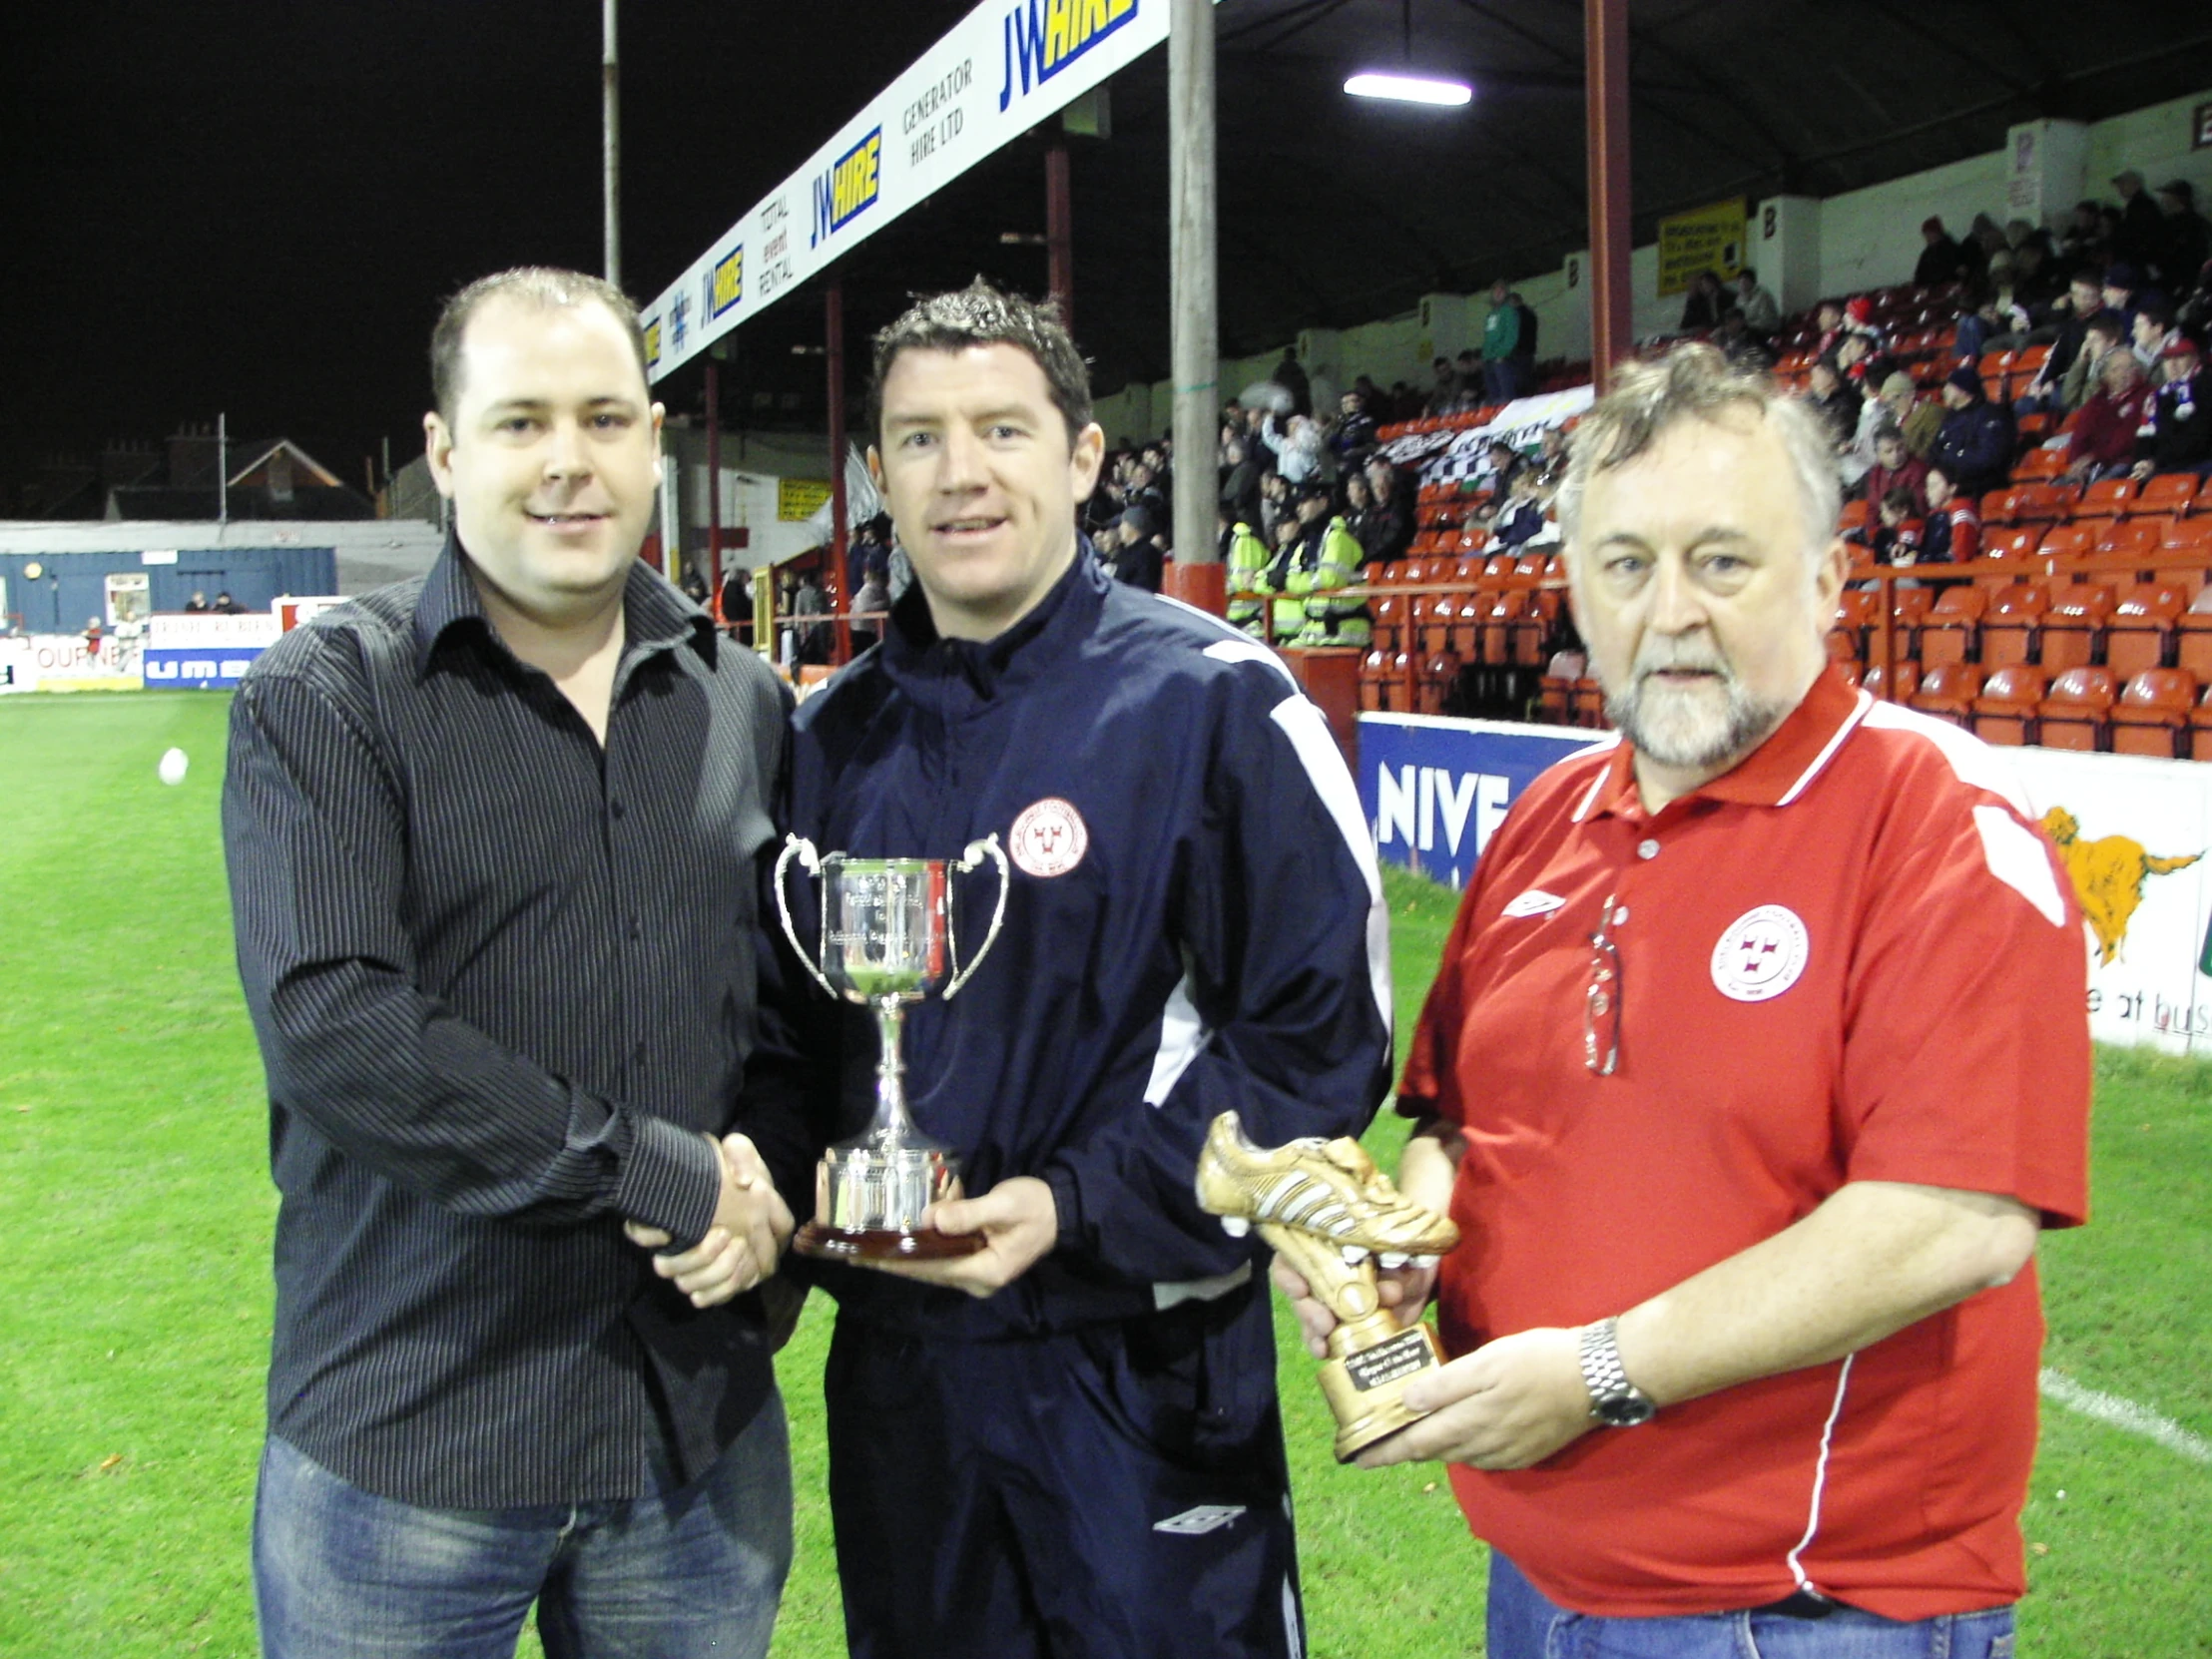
[742,281,1392,1658]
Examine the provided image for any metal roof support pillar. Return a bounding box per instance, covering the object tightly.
[1165,0,1223,610]
[1586,0,1631,390]
[1046,143,1074,334]
[705,357,723,621]
[603,0,621,287]
[826,279,851,665]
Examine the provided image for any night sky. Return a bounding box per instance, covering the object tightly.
[1,1,980,508]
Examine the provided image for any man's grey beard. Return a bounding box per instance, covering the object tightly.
[1601,648,1796,774]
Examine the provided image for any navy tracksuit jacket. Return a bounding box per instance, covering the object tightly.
[744,548,1392,1658]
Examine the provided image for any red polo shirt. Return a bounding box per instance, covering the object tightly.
[1399,667,2090,1622]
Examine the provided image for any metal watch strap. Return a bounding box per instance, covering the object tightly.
[1579,1316,1656,1425]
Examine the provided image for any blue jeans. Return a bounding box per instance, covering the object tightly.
[254,1392,791,1659]
[1487,1551,2015,1659]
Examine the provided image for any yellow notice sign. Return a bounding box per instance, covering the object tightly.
[1656,199,1747,296]
[777,478,832,521]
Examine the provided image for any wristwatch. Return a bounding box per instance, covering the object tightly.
[1578,1316,1657,1426]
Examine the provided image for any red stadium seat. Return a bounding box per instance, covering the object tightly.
[2036,524,2096,564]
[1910,662,1983,727]
[2132,472,2201,519]
[1863,659,1920,703]
[2176,586,2212,682]
[2011,448,2068,482]
[2105,584,2188,680]
[1971,665,2045,746]
[1918,585,1986,669]
[1980,584,2049,668]
[2013,483,2077,523]
[2039,582,2116,673]
[2097,520,2164,563]
[2110,668,2197,760]
[2035,667,2116,752]
[1838,499,1871,535]
[1982,526,2042,562]
[2078,477,2138,519]
[1980,489,2018,526]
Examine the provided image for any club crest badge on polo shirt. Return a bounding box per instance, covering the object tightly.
[1009,797,1088,877]
[1711,905,1810,1003]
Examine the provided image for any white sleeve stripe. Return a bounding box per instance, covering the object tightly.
[1269,695,1395,1038]
[1143,973,1210,1107]
[1197,630,1302,690]
[1972,806,2069,927]
[1859,699,2035,819]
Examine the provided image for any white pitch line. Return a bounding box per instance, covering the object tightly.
[2040,1369,2212,1465]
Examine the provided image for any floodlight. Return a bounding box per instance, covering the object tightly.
[1344,73,1472,106]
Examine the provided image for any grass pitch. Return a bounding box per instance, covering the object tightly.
[1,691,2206,1656]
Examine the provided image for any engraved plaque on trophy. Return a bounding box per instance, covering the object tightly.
[1195,1111,1460,1461]
[775,834,1008,1263]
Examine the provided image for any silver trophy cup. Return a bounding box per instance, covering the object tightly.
[774,834,1009,1262]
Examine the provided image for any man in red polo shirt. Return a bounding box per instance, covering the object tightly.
[1282,344,2088,1657]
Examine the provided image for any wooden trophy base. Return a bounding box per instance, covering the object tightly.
[795,1221,986,1263]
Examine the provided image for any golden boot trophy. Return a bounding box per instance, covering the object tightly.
[1195,1111,1459,1462]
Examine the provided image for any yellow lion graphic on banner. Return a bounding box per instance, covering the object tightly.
[2038,807,2203,967]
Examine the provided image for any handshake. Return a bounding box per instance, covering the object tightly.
[623,1132,795,1309]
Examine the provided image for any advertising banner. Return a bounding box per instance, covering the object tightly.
[1357,714,1609,891]
[8,634,143,692]
[641,0,1222,382]
[1382,384,1595,489]
[1359,711,2212,1056]
[141,612,282,690]
[1656,198,1747,296]
[2009,747,2212,1055]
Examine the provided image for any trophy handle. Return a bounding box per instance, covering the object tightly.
[772,834,838,999]
[941,833,1009,1001]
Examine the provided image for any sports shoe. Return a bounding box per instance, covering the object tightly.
[1194,1111,1458,1264]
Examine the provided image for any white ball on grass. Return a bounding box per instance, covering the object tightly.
[158,748,189,786]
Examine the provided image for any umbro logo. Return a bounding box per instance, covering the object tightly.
[1153,1504,1246,1535]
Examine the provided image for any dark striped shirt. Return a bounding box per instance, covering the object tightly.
[224,535,787,1507]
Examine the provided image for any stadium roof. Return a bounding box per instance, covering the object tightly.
[663,0,2207,406]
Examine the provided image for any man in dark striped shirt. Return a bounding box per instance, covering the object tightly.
[224,268,794,1659]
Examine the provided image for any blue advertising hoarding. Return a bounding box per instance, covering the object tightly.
[1358,714,1609,890]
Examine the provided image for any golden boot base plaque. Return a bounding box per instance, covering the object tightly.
[1194,1112,1459,1463]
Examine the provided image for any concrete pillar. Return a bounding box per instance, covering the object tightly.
[1752,196,1824,315]
[1414,294,1472,370]
[2004,120,2089,234]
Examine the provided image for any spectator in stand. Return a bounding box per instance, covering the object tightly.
[2059,312,2131,413]
[2131,295,2181,367]
[2064,348,2154,482]
[1920,462,1980,564]
[1482,279,1526,401]
[84,615,104,662]
[1677,270,1725,332]
[1930,364,2016,499]
[1483,438,1524,496]
[1220,432,1264,528]
[1100,506,1167,593]
[215,591,247,614]
[1272,345,1312,416]
[2021,272,2112,411]
[721,566,755,644]
[1332,388,1379,465]
[1841,295,1887,353]
[1258,470,1293,542]
[1511,290,1540,383]
[1733,267,1780,337]
[1915,216,1970,287]
[2158,180,2211,294]
[681,569,711,608]
[1123,456,1168,521]
[1966,213,2007,279]
[2101,264,2143,334]
[1487,468,1549,552]
[2057,200,2107,273]
[2010,238,2064,314]
[1713,307,1774,371]
[1862,425,1930,514]
[849,558,890,651]
[1810,299,1846,360]
[1453,348,1485,406]
[1342,470,1390,566]
[1872,369,1941,460]
[2132,335,2212,479]
[1260,410,1326,487]
[1423,356,1459,416]
[1805,356,1862,451]
[185,591,210,612]
[791,570,829,665]
[2112,170,2171,285]
[1848,487,1925,578]
[1363,454,1416,565]
[1533,425,1569,491]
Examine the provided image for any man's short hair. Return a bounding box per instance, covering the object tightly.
[869,278,1092,448]
[1554,343,1841,564]
[1737,266,1758,283]
[2084,313,2128,344]
[430,268,646,424]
